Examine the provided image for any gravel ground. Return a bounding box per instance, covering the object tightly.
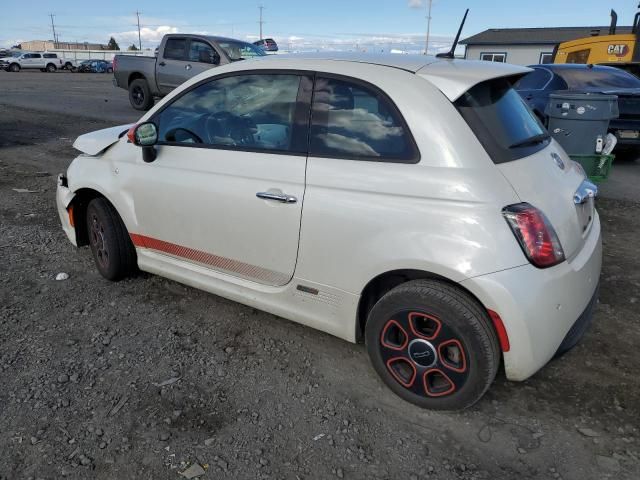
[1,73,639,480]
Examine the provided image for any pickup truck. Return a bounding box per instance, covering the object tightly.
[113,34,266,110]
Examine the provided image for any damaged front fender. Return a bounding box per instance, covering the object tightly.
[56,174,78,246]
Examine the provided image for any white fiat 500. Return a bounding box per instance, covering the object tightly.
[57,54,601,410]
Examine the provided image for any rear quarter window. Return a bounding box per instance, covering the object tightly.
[455,77,549,164]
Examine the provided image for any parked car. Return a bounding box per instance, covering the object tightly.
[113,34,266,111]
[0,52,62,72]
[515,64,640,150]
[74,59,113,73]
[56,54,601,410]
[254,38,279,52]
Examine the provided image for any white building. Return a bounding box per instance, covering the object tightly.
[460,26,634,66]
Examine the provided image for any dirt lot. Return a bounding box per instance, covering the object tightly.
[1,72,639,480]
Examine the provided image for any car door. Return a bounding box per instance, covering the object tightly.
[156,37,190,94]
[185,38,222,77]
[125,71,313,286]
[32,53,45,68]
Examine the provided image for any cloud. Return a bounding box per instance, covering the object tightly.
[408,0,424,8]
[109,25,178,47]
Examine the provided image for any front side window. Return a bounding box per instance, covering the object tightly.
[156,74,303,153]
[164,38,187,60]
[480,52,506,63]
[456,77,548,164]
[309,77,417,162]
[189,40,216,63]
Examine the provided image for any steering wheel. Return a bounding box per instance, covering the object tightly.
[203,112,256,146]
[164,127,203,144]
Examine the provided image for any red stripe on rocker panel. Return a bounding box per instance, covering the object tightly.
[130,233,289,285]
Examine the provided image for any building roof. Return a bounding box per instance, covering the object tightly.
[460,26,634,46]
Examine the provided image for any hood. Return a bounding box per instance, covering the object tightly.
[73,124,133,156]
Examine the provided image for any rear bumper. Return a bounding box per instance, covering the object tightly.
[461,212,602,381]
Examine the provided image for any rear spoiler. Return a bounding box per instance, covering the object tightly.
[417,60,531,102]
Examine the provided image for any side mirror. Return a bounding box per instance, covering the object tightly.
[127,122,158,163]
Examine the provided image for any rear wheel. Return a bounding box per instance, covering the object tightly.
[365,279,500,410]
[129,79,154,111]
[86,198,137,281]
[46,63,56,72]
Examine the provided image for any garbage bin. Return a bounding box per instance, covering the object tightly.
[545,93,619,155]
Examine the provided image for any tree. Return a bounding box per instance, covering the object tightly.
[107,37,120,51]
[127,44,139,51]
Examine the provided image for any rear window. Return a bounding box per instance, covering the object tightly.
[557,67,640,90]
[455,77,548,164]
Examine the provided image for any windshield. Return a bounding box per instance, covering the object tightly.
[559,67,640,90]
[455,77,548,164]
[217,41,266,61]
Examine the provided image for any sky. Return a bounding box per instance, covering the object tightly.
[0,0,638,53]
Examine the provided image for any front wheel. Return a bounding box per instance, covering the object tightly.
[9,63,20,72]
[86,198,138,281]
[128,79,154,111]
[365,280,500,410]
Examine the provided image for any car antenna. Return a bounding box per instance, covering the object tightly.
[436,8,469,59]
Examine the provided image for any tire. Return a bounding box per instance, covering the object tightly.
[107,67,113,73]
[86,198,137,281]
[365,279,500,411]
[129,78,154,111]
[65,62,73,70]
[46,63,56,72]
[9,63,20,72]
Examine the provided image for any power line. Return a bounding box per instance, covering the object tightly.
[136,10,142,50]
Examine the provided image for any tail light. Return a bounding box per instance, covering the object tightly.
[502,203,565,268]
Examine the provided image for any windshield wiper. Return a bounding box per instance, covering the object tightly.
[509,133,550,149]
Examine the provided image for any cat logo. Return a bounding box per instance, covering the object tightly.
[607,44,629,57]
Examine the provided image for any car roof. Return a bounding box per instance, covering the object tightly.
[529,63,623,72]
[251,53,531,100]
[165,33,255,45]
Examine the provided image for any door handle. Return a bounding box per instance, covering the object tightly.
[256,192,297,204]
[159,61,166,66]
[185,64,192,70]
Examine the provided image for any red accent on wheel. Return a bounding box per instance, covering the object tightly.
[423,369,456,397]
[380,319,409,351]
[386,357,417,388]
[438,339,467,373]
[408,312,442,340]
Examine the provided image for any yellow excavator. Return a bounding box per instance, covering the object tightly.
[554,6,640,75]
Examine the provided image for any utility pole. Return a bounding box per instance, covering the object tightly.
[136,11,142,51]
[258,5,265,40]
[49,14,58,48]
[425,0,433,55]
